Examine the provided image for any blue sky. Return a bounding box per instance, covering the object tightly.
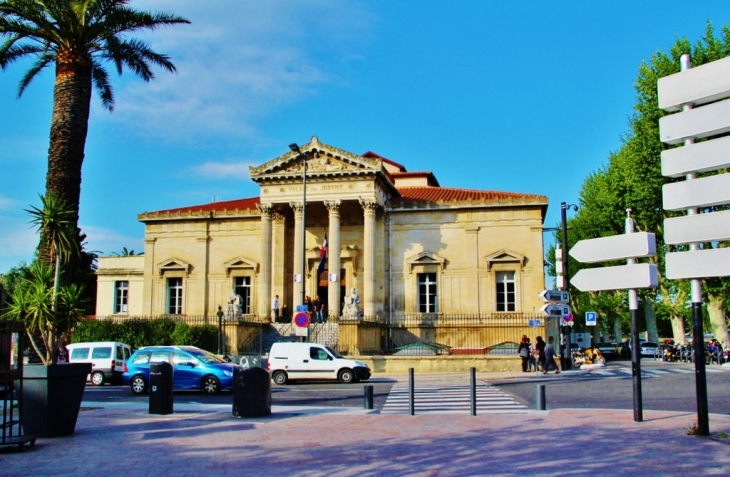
[1,0,729,272]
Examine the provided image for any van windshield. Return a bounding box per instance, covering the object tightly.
[187,348,226,364]
[325,346,342,359]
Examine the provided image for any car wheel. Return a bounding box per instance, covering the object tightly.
[272,371,288,385]
[90,371,105,386]
[338,369,354,384]
[130,375,148,395]
[202,375,221,395]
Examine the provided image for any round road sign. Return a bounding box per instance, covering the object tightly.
[563,312,574,322]
[294,312,310,327]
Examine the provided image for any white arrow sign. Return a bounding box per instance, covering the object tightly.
[541,304,571,317]
[664,210,730,245]
[661,135,730,178]
[539,290,570,303]
[662,174,730,211]
[658,55,730,112]
[658,97,730,145]
[665,248,730,280]
[572,264,658,292]
[569,232,656,264]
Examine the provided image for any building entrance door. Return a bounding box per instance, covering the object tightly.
[317,269,346,316]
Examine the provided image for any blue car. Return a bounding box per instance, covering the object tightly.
[122,346,239,395]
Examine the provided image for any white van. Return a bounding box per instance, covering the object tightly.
[267,342,370,385]
[67,341,132,385]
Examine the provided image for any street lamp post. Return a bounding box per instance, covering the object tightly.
[289,143,307,307]
[560,202,578,370]
[216,305,224,355]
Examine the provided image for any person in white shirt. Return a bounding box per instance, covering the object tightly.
[272,295,280,323]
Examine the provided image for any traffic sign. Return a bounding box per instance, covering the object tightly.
[563,312,573,322]
[665,248,730,280]
[540,304,570,317]
[661,135,730,178]
[528,319,542,327]
[569,232,656,263]
[664,210,730,245]
[294,312,310,328]
[658,97,730,144]
[571,264,658,292]
[539,290,569,303]
[662,174,730,211]
[562,319,574,327]
[658,55,730,112]
[585,311,597,326]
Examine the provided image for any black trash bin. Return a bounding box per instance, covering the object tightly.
[149,362,173,415]
[232,367,271,418]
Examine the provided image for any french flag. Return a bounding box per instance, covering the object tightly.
[318,235,328,274]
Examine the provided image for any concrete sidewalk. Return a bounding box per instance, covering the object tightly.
[3,395,730,476]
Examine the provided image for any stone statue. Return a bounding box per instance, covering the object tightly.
[227,289,242,318]
[342,287,360,317]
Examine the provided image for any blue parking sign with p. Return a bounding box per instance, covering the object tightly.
[585,311,597,326]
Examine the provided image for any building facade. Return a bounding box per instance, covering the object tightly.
[95,136,548,320]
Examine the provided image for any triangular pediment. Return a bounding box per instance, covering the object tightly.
[406,251,445,273]
[223,256,259,276]
[249,135,382,180]
[484,249,526,271]
[157,257,191,276]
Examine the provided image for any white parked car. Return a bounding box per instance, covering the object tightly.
[67,341,132,385]
[639,342,660,358]
[267,342,370,385]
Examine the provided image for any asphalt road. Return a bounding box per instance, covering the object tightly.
[83,377,397,411]
[492,359,730,415]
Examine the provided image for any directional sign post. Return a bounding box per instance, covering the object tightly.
[657,53,730,436]
[539,290,569,303]
[540,304,570,317]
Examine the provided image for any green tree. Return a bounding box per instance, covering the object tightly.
[558,22,730,347]
[0,0,189,259]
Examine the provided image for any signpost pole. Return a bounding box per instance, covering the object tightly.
[678,55,709,435]
[625,212,643,422]
[560,202,575,370]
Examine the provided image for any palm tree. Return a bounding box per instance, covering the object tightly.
[0,0,189,258]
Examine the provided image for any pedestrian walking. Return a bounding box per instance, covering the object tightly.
[528,338,538,372]
[535,336,546,372]
[518,335,530,372]
[543,336,560,374]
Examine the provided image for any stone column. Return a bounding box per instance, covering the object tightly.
[360,198,378,317]
[290,202,304,306]
[257,202,273,320]
[465,226,480,314]
[325,200,341,320]
[271,212,286,307]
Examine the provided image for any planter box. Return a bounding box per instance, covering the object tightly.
[20,363,91,438]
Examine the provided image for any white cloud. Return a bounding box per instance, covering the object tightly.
[0,196,22,211]
[187,161,255,180]
[97,1,375,142]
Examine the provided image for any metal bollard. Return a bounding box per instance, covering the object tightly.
[364,385,374,410]
[535,384,546,411]
[409,368,415,416]
[470,367,477,416]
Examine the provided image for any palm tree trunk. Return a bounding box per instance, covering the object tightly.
[40,53,92,262]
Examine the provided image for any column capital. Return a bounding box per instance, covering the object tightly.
[272,211,286,223]
[290,202,304,215]
[359,198,380,214]
[256,202,274,216]
[324,199,341,213]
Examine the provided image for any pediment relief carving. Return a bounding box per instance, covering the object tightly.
[157,257,191,276]
[484,249,526,271]
[280,156,359,174]
[223,256,259,276]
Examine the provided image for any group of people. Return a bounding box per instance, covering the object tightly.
[271,294,327,323]
[518,335,560,374]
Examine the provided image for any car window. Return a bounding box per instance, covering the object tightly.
[91,347,112,359]
[124,348,131,360]
[116,345,125,360]
[325,346,342,359]
[310,347,329,360]
[172,351,193,365]
[132,351,151,364]
[70,348,89,360]
[186,348,225,364]
[150,351,171,363]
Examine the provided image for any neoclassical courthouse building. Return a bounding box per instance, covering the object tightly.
[95,137,548,321]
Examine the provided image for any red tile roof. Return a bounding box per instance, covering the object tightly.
[362,151,406,171]
[391,186,547,205]
[142,197,260,216]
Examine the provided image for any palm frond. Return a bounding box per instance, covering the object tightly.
[17,50,54,96]
[91,58,113,111]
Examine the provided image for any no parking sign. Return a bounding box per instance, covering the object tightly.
[294,311,310,336]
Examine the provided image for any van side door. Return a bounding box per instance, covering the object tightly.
[306,346,337,379]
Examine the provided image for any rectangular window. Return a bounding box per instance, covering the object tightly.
[234,276,251,314]
[418,273,438,313]
[496,271,516,312]
[168,277,183,315]
[114,281,129,313]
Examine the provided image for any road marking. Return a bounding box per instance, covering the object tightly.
[382,382,527,414]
